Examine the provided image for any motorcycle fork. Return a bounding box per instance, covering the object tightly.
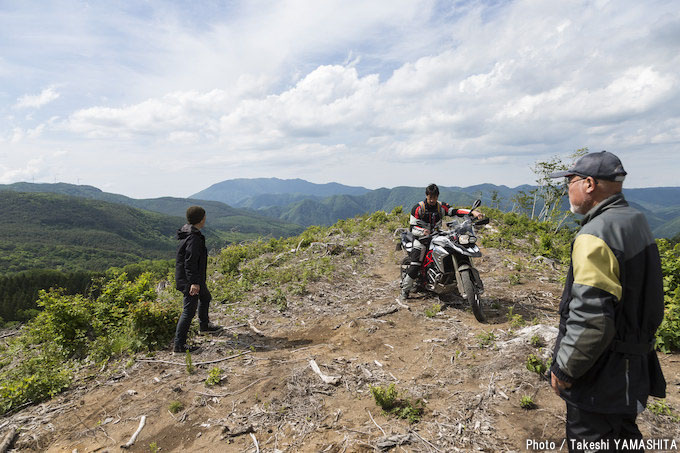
[451,254,483,296]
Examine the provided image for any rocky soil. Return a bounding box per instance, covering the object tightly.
[2,227,679,452]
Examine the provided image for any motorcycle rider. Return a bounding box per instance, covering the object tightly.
[400,183,484,301]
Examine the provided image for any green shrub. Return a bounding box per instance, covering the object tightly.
[205,367,222,386]
[647,399,680,422]
[0,351,72,414]
[656,239,680,352]
[0,271,178,415]
[476,331,496,347]
[25,291,93,358]
[129,300,180,350]
[168,400,184,414]
[370,383,425,424]
[530,334,543,348]
[520,395,537,410]
[526,354,548,375]
[424,304,441,318]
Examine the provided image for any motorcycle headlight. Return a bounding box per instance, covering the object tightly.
[459,234,470,245]
[469,236,476,244]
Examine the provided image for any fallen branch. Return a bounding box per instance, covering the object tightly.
[138,350,252,366]
[366,410,386,436]
[221,424,254,438]
[309,359,341,385]
[248,320,264,336]
[376,434,413,451]
[0,331,20,340]
[121,415,146,449]
[194,377,265,398]
[395,298,410,310]
[368,306,398,318]
[0,426,17,453]
[250,432,260,453]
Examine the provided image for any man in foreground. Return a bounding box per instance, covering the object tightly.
[173,206,221,353]
[549,151,666,452]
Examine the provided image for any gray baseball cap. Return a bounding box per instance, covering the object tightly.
[549,151,627,181]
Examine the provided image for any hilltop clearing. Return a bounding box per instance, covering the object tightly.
[1,212,679,452]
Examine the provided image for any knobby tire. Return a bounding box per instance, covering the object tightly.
[461,270,485,323]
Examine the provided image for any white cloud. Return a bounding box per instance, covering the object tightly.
[2,0,680,196]
[15,87,60,109]
[0,158,44,183]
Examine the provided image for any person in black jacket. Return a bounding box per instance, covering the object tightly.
[173,206,221,353]
[548,151,666,452]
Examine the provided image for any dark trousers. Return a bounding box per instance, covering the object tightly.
[566,404,643,453]
[174,285,211,347]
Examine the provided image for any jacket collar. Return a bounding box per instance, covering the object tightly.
[581,192,628,226]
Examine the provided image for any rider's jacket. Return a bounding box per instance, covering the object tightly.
[550,193,666,414]
[409,200,470,238]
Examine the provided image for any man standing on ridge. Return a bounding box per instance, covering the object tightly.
[400,183,484,301]
[548,151,666,451]
[173,206,222,353]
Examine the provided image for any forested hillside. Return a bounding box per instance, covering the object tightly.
[0,192,179,273]
[0,183,304,248]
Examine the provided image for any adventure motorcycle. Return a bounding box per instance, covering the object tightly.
[397,199,489,322]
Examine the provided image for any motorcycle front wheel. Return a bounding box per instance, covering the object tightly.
[461,270,485,323]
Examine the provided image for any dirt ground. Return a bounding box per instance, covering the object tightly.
[2,228,680,452]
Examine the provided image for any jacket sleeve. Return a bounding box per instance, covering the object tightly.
[183,235,201,285]
[447,206,470,216]
[552,233,619,382]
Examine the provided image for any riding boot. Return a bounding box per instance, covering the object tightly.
[400,274,415,301]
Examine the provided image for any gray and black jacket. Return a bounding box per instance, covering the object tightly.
[550,192,666,414]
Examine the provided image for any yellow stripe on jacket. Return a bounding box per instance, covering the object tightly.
[572,233,622,302]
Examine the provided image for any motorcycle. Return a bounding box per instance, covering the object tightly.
[397,199,489,322]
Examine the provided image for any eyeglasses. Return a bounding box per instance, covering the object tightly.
[565,176,599,188]
[566,177,586,186]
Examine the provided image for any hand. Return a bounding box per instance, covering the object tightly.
[471,210,484,220]
[550,371,572,395]
[189,284,200,296]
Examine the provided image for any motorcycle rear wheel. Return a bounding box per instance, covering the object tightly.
[461,270,485,322]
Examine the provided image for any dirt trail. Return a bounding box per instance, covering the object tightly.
[4,230,680,452]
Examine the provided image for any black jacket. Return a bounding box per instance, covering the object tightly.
[175,224,208,293]
[550,193,666,413]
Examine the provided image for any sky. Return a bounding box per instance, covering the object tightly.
[1,0,679,199]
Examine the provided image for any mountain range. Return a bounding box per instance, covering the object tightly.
[2,178,678,275]
[190,179,680,238]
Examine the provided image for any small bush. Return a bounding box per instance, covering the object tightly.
[476,331,496,347]
[370,383,425,424]
[526,354,548,375]
[507,307,525,328]
[168,400,184,414]
[520,395,537,409]
[424,304,441,318]
[205,367,222,386]
[530,334,544,348]
[185,351,195,375]
[647,399,680,422]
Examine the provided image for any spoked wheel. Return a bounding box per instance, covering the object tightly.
[461,270,485,322]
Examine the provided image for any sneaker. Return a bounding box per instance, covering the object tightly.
[199,322,223,333]
[173,344,201,354]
